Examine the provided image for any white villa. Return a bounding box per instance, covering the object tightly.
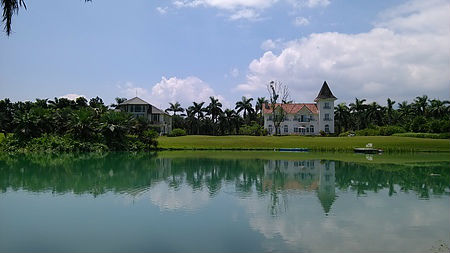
[263,81,337,135]
[117,97,172,134]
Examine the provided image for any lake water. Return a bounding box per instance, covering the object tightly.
[0,151,449,252]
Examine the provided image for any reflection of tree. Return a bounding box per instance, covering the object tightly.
[0,153,448,204]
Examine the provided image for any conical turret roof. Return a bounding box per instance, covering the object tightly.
[314,81,337,101]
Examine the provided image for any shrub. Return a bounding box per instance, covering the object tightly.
[239,122,264,136]
[137,129,159,150]
[167,128,187,137]
[393,132,450,139]
[378,126,406,136]
[410,116,428,133]
[339,131,355,137]
[356,128,380,136]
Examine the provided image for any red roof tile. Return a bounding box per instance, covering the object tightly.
[263,103,318,114]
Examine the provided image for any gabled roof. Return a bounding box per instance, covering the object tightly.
[263,103,318,114]
[314,81,337,101]
[118,97,150,105]
[151,106,166,114]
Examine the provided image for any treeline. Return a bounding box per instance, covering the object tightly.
[166,96,268,136]
[0,97,158,152]
[335,96,450,136]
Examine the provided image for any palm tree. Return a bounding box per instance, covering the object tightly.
[366,102,384,126]
[398,101,412,117]
[349,98,367,130]
[235,96,254,123]
[413,95,429,116]
[255,97,268,125]
[386,98,396,125]
[110,97,127,108]
[165,102,184,116]
[334,103,350,133]
[2,0,91,36]
[206,97,223,135]
[429,99,449,118]
[190,102,206,134]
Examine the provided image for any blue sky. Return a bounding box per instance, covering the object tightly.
[0,0,449,109]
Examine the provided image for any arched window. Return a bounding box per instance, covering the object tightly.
[325,124,330,133]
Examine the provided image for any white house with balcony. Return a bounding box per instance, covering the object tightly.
[116,97,172,134]
[263,81,337,135]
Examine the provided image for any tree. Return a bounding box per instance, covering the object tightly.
[255,97,268,125]
[267,80,290,135]
[349,98,367,130]
[413,95,429,116]
[190,102,206,134]
[0,98,14,135]
[1,0,91,36]
[386,98,396,125]
[110,97,127,108]
[429,99,449,119]
[206,97,223,135]
[165,102,184,116]
[334,103,350,134]
[235,96,254,123]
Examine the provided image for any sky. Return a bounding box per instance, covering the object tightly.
[0,0,449,110]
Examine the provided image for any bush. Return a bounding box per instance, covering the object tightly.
[167,128,187,137]
[356,128,380,136]
[410,116,428,133]
[239,122,264,136]
[137,129,159,150]
[393,132,450,139]
[339,131,355,137]
[378,126,406,136]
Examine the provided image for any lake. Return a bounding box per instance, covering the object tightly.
[0,151,449,252]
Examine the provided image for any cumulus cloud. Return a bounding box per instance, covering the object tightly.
[171,0,329,21]
[156,6,168,14]
[293,16,309,26]
[60,93,85,100]
[118,76,229,110]
[236,0,450,103]
[260,38,284,50]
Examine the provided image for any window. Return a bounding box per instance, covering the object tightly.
[325,124,330,133]
[310,125,314,133]
[268,115,272,121]
[268,125,273,133]
[152,114,160,122]
[324,113,330,121]
[324,102,330,109]
[301,125,306,134]
[284,125,288,133]
[130,105,134,112]
[294,127,299,133]
[284,116,289,121]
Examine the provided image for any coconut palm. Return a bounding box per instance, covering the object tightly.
[334,103,350,133]
[165,102,184,116]
[429,99,449,118]
[349,98,367,130]
[386,98,396,125]
[206,97,223,135]
[413,95,429,116]
[235,96,254,122]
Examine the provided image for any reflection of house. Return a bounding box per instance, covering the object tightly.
[263,81,337,135]
[264,159,336,214]
[117,97,172,134]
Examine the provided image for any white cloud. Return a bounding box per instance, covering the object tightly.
[118,76,229,110]
[236,0,450,103]
[260,38,284,50]
[229,67,240,77]
[293,16,309,26]
[60,93,85,100]
[156,6,168,14]
[171,0,328,20]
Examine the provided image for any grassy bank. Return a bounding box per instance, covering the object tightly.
[158,135,450,152]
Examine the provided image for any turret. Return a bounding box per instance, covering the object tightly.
[315,81,337,133]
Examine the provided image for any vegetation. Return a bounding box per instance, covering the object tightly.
[0,152,448,199]
[335,96,450,135]
[158,135,450,152]
[0,97,158,152]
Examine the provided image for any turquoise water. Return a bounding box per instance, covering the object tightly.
[0,152,449,252]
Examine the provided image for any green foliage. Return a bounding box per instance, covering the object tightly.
[392,132,450,139]
[239,122,264,136]
[168,128,187,137]
[0,97,159,153]
[378,126,406,136]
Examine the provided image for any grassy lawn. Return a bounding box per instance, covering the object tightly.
[159,135,450,152]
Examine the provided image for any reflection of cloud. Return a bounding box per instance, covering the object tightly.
[239,187,450,252]
[149,182,210,211]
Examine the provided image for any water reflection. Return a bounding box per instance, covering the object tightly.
[0,152,449,252]
[0,152,448,214]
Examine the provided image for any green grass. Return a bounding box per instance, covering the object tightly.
[159,135,450,152]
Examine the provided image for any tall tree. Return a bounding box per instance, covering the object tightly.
[386,98,396,125]
[235,96,254,123]
[267,80,290,135]
[206,97,223,135]
[165,102,184,116]
[413,95,429,116]
[334,103,350,134]
[349,98,367,130]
